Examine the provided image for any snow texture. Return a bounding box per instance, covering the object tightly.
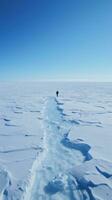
[0,82,112,200]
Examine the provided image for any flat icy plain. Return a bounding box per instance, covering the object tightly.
[0,82,112,200]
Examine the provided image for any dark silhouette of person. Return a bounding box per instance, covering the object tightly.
[56,90,59,97]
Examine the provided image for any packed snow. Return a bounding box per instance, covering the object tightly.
[0,82,112,200]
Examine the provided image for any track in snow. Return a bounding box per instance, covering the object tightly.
[23,97,112,200]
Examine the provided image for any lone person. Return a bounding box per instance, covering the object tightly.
[56,90,59,97]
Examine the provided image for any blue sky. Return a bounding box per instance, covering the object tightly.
[0,0,112,81]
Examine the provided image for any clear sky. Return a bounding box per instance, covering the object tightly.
[0,0,112,81]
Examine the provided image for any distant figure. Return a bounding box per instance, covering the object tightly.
[56,90,59,97]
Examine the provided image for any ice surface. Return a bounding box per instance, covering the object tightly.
[0,82,112,200]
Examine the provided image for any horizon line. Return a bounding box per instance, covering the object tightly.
[0,79,112,83]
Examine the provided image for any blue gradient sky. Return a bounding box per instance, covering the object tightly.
[0,0,112,81]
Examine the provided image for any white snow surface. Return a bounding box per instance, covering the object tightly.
[0,82,112,200]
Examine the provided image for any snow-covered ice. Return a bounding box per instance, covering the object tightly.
[0,81,112,200]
